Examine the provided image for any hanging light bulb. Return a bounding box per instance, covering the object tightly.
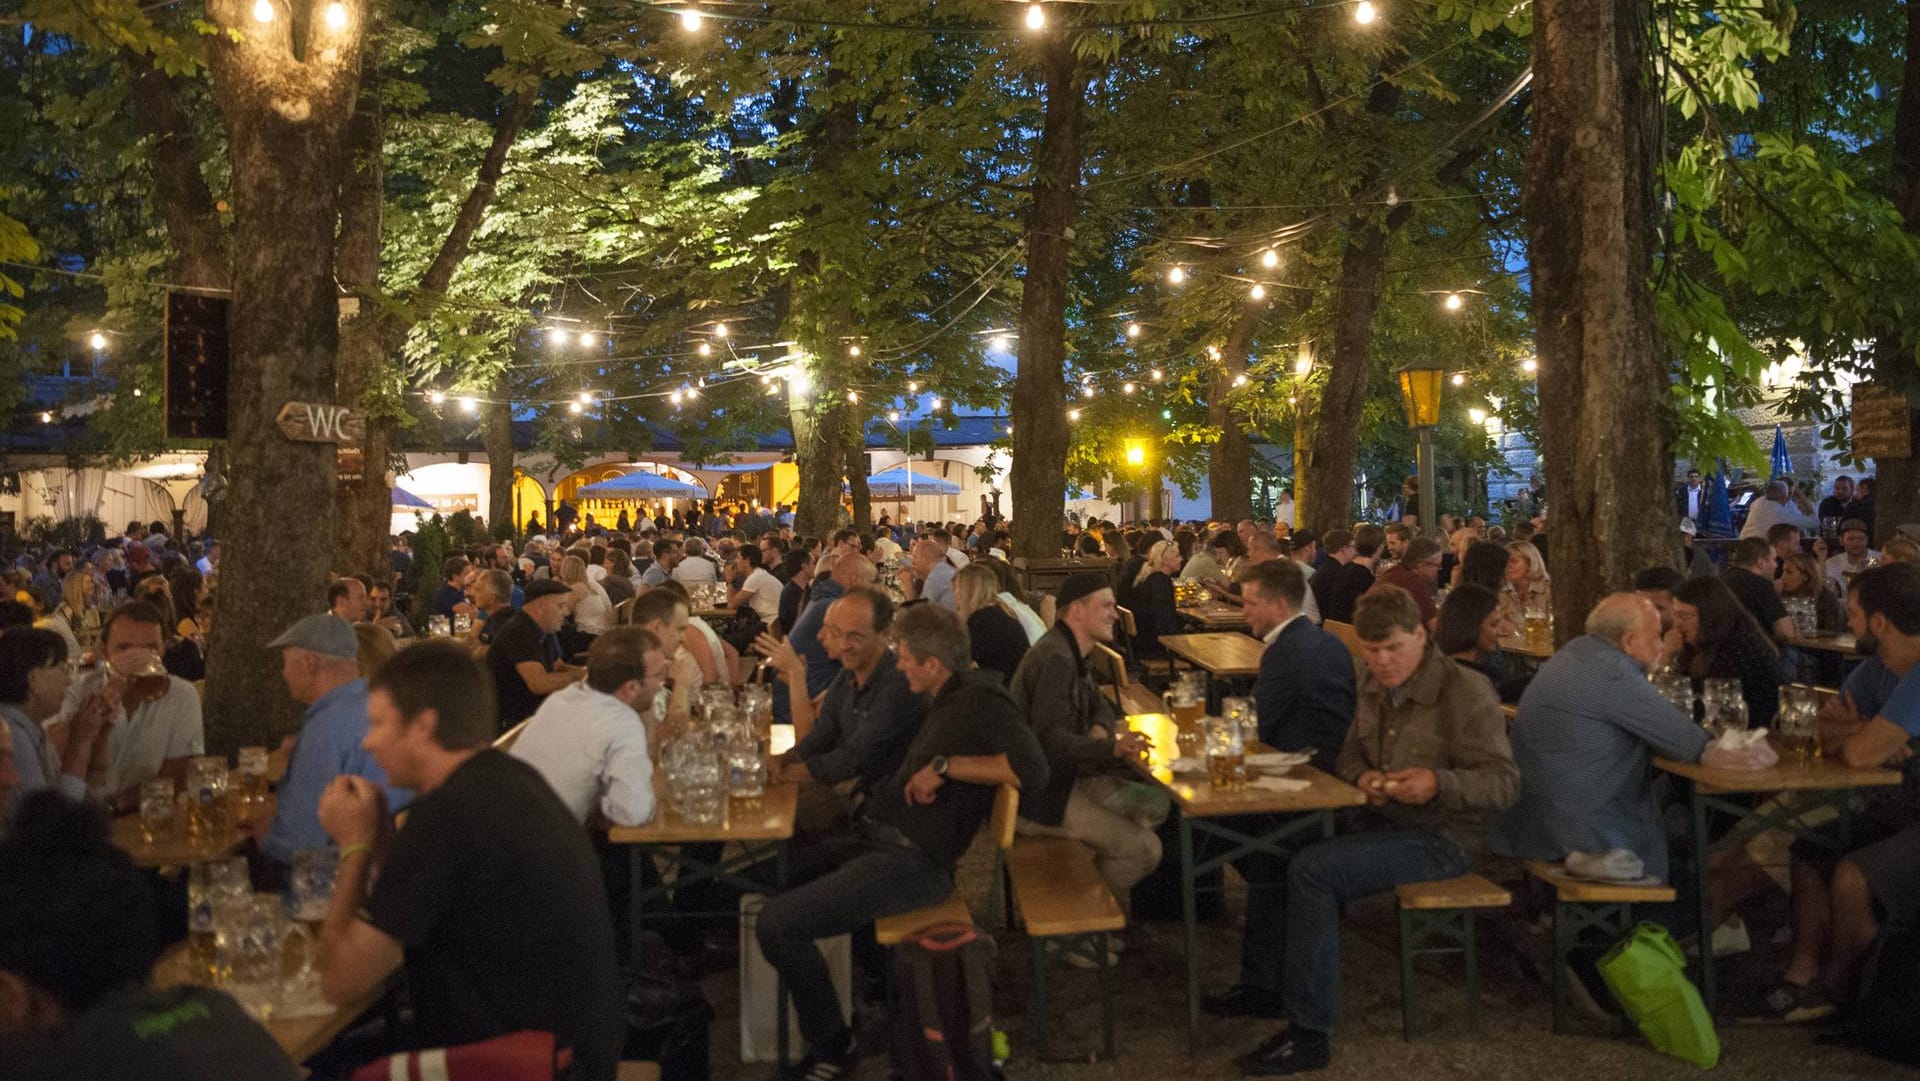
[1068,408,1082,421]
[712,322,729,338]
[39,412,52,424]
[1166,265,1187,285]
[579,331,598,347]
[458,396,478,414]
[1207,345,1222,361]
[132,387,142,397]
[323,1,348,30]
[1444,292,1465,311]
[848,344,861,358]
[1082,386,1094,399]
[1261,248,1280,269]
[549,328,572,347]
[1468,407,1488,425]
[1451,373,1466,387]
[568,401,583,415]
[89,330,107,350]
[1355,1,1377,25]
[1234,374,1249,387]
[888,410,901,423]
[991,334,1012,352]
[847,391,859,403]
[252,0,275,23]
[428,390,446,405]
[1250,283,1268,301]
[686,385,700,399]
[1125,322,1142,338]
[1521,358,1539,374]
[1150,368,1164,382]
[577,391,594,406]
[1294,354,1312,376]
[907,380,919,393]
[679,4,703,31]
[670,390,684,405]
[929,397,942,411]
[697,342,712,357]
[1025,2,1046,30]
[1123,382,1136,395]
[1385,187,1400,207]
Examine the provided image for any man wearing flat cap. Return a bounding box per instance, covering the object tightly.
[259,613,412,872]
[486,578,585,733]
[1007,571,1163,905]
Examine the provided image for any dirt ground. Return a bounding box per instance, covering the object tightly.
[701,835,1909,1081]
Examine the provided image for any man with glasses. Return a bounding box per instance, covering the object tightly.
[1373,537,1443,630]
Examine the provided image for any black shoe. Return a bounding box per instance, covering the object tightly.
[1203,984,1287,1019]
[780,1030,855,1081]
[1236,1028,1330,1076]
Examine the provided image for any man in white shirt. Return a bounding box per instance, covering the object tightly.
[195,540,220,576]
[730,546,784,625]
[1827,518,1881,588]
[508,625,665,827]
[871,528,902,563]
[1276,488,1297,529]
[909,538,957,608]
[938,529,971,570]
[671,537,720,584]
[49,601,203,812]
[1740,479,1819,539]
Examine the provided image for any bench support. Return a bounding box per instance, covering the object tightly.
[1396,908,1481,1041]
[1027,931,1115,1062]
[1550,899,1635,1036]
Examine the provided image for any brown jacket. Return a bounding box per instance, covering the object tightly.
[1338,643,1519,852]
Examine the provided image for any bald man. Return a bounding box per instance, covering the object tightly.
[1490,594,1710,882]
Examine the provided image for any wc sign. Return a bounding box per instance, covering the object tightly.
[275,401,367,444]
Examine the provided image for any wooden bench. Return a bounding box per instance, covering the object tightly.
[615,1063,660,1081]
[1014,557,1111,600]
[875,785,1018,946]
[492,718,531,752]
[1393,874,1512,1040]
[1114,605,1174,686]
[1527,861,1675,1033]
[1324,620,1364,661]
[1004,836,1126,1060]
[1088,642,1164,718]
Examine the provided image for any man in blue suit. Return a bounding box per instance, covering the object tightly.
[1204,557,1358,1020]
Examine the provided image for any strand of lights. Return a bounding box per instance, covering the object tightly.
[1025,2,1045,31]
[1355,1,1378,26]
[679,4,703,32]
[89,330,107,350]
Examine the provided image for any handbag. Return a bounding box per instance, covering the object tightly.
[350,1030,572,1081]
[1595,922,1720,1069]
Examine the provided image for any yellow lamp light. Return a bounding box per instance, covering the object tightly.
[1124,439,1148,468]
[1395,363,1446,429]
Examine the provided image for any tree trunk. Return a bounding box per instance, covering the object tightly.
[1525,0,1671,641]
[334,49,391,578]
[790,396,846,539]
[1009,36,1086,559]
[1209,310,1258,522]
[845,437,872,532]
[484,392,516,538]
[200,1,367,751]
[1297,217,1393,534]
[124,53,229,291]
[1872,1,1920,546]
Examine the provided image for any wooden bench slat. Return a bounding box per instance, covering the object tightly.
[1526,861,1675,904]
[1395,873,1511,911]
[615,1063,661,1081]
[875,894,973,946]
[1005,838,1126,937]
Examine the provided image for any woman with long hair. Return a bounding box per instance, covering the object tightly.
[1129,539,1183,660]
[953,564,1030,684]
[1499,540,1552,629]
[560,554,612,638]
[168,567,208,650]
[1775,552,1844,632]
[1433,584,1525,703]
[1673,575,1782,729]
[57,570,102,654]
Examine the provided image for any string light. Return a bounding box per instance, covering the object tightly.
[930,397,942,411]
[1207,345,1222,361]
[670,390,684,404]
[907,380,919,393]
[679,4,703,31]
[1521,358,1538,374]
[428,390,446,405]
[323,1,347,30]
[847,391,859,403]
[457,396,478,415]
[252,0,274,23]
[848,344,861,358]
[1443,292,1464,311]
[549,328,572,347]
[1166,265,1187,285]
[577,391,594,406]
[1025,2,1046,30]
[713,322,729,338]
[579,331,599,347]
[888,410,901,422]
[39,412,51,424]
[1233,374,1249,387]
[132,388,141,397]
[1068,408,1082,421]
[1150,368,1164,381]
[1249,283,1267,301]
[1451,373,1466,387]
[1468,407,1487,424]
[1123,382,1136,395]
[1355,1,1377,25]
[1082,386,1094,399]
[1126,322,1142,338]
[88,331,106,350]
[991,334,1012,352]
[697,342,712,357]
[1260,249,1280,269]
[1294,354,1312,376]
[568,401,583,415]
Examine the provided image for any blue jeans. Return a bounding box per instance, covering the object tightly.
[755,828,953,1049]
[1282,829,1471,1033]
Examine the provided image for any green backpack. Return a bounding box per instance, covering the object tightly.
[1596,922,1720,1069]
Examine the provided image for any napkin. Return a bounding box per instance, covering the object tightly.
[1700,727,1778,771]
[1246,776,1310,793]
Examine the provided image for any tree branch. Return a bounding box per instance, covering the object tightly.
[413,91,538,303]
[122,49,228,289]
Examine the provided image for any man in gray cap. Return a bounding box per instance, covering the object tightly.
[257,614,411,872]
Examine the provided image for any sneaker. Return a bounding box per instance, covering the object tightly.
[780,1031,856,1081]
[1203,984,1288,1019]
[1236,1028,1330,1076]
[1738,982,1836,1025]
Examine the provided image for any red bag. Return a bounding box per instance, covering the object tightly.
[350,1030,574,1081]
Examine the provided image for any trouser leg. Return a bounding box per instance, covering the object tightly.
[1060,778,1165,900]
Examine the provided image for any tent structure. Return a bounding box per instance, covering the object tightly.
[858,467,961,499]
[575,470,707,500]
[392,487,432,509]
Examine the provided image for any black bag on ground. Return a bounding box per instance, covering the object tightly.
[889,922,1001,1081]
[1839,920,1920,1067]
[622,939,714,1081]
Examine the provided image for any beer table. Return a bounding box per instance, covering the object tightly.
[1124,712,1367,1050]
[111,813,244,869]
[1496,632,1555,660]
[152,943,386,1063]
[608,782,799,1063]
[1177,603,1250,632]
[1655,752,1901,1013]
[1159,632,1266,681]
[1795,631,1862,655]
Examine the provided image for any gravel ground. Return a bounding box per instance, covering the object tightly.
[700,834,1909,1081]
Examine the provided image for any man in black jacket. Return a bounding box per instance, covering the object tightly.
[1007,572,1161,903]
[755,604,1047,1081]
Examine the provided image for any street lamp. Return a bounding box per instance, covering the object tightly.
[1395,362,1446,536]
[1123,437,1150,523]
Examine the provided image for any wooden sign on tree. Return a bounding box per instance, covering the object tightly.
[275,401,366,444]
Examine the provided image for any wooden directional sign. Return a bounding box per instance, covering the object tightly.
[1852,383,1914,462]
[276,401,365,444]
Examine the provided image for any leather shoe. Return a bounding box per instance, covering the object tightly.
[1236,1029,1330,1076]
[1203,985,1287,1019]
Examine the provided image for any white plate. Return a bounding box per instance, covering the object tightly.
[1247,751,1311,769]
[1169,757,1207,775]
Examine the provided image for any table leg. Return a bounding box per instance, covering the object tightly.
[628,845,648,966]
[775,842,790,1069]
[1181,812,1199,1053]
[1688,781,1715,1014]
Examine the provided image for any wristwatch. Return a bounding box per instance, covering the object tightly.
[929,755,949,777]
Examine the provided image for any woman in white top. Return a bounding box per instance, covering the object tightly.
[561,555,614,636]
[655,580,738,686]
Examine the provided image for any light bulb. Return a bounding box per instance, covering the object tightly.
[1123,382,1136,395]
[252,0,274,23]
[991,335,1012,352]
[428,391,446,405]
[1207,345,1222,360]
[1250,283,1268,301]
[1082,386,1094,399]
[1444,292,1464,311]
[1451,373,1466,387]
[1167,265,1186,285]
[680,6,702,31]
[847,391,859,403]
[1025,2,1045,30]
[888,410,901,422]
[1385,187,1400,207]
[697,342,712,356]
[671,390,683,404]
[39,412,51,424]
[568,401,583,415]
[907,380,919,393]
[1294,356,1312,376]
[1126,322,1142,338]
[549,329,572,347]
[1150,368,1163,382]
[930,397,942,411]
[458,396,477,414]
[1234,374,1249,387]
[848,344,861,357]
[1355,1,1377,25]
[132,388,142,397]
[1468,407,1487,425]
[1261,248,1280,269]
[578,391,594,406]
[89,331,107,350]
[1522,358,1538,374]
[1068,408,1082,421]
[324,1,347,30]
[713,322,729,338]
[580,331,598,347]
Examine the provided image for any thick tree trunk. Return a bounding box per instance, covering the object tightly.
[484,393,516,538]
[1525,0,1671,640]
[1297,218,1393,534]
[335,52,391,578]
[790,397,846,539]
[1872,1,1920,545]
[845,437,872,532]
[200,1,367,750]
[125,53,229,292]
[1009,36,1086,559]
[1209,311,1258,522]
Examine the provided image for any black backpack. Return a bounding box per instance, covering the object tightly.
[889,922,1001,1081]
[1840,920,1920,1067]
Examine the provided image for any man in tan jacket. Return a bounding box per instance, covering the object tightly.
[1235,584,1517,1076]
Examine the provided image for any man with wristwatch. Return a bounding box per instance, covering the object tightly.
[753,604,1048,1081]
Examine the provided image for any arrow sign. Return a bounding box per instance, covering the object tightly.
[276,401,366,444]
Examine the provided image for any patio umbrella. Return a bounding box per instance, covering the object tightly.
[1702,458,1735,539]
[575,471,706,500]
[857,467,961,498]
[391,487,432,509]
[1769,426,1792,480]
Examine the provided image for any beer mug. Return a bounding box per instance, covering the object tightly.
[1206,716,1246,793]
[139,778,177,844]
[185,756,230,850]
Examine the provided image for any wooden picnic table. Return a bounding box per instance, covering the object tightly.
[1496,633,1555,660]
[1159,632,1266,680]
[1176,603,1250,631]
[111,812,244,869]
[152,942,384,1063]
[1794,631,1862,656]
[1655,750,1901,1013]
[691,606,735,621]
[606,780,799,846]
[1124,712,1365,1050]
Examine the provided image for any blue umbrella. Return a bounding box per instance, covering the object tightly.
[857,467,961,498]
[391,487,432,509]
[575,470,706,499]
[1769,425,1792,480]
[1701,458,1735,538]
